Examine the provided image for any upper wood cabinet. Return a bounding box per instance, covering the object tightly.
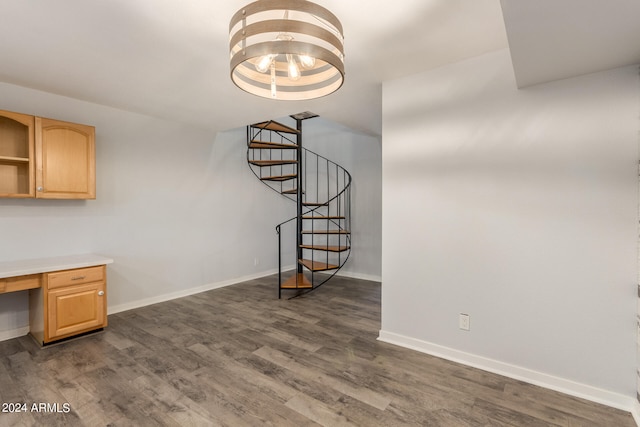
[0,110,35,198]
[36,118,96,199]
[0,109,95,199]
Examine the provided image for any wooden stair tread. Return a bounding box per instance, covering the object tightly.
[249,160,297,166]
[282,188,305,195]
[300,245,350,252]
[281,273,313,289]
[252,121,300,134]
[302,215,345,220]
[249,141,298,150]
[302,202,328,207]
[260,174,297,182]
[299,259,339,271]
[301,230,350,234]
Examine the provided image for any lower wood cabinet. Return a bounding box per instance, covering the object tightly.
[29,265,107,345]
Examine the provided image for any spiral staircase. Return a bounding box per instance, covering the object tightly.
[246,112,352,298]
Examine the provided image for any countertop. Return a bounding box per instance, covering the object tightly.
[0,254,114,279]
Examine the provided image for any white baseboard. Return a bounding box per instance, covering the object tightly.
[313,270,381,283]
[108,267,287,315]
[108,266,379,315]
[272,267,380,283]
[632,401,640,427]
[378,330,636,415]
[333,270,381,283]
[0,326,29,342]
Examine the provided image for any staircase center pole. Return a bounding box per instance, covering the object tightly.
[296,118,303,279]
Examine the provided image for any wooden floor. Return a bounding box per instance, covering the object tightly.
[0,274,635,426]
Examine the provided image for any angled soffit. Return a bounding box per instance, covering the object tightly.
[501,0,640,88]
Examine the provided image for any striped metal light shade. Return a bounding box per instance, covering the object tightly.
[229,0,345,100]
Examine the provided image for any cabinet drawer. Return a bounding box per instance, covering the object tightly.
[47,266,104,289]
[0,274,42,294]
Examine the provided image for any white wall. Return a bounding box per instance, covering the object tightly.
[0,83,287,338]
[381,49,638,406]
[0,83,383,340]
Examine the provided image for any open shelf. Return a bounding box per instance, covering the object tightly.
[0,111,34,197]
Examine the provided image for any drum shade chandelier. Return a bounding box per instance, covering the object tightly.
[229,0,345,100]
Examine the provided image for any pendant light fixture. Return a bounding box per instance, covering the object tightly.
[229,0,345,100]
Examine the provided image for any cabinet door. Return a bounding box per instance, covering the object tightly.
[35,117,95,199]
[0,110,35,197]
[47,282,106,341]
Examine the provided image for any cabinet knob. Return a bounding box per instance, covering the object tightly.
[98,291,105,296]
[37,186,43,192]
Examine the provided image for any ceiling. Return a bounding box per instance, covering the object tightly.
[0,1,638,136]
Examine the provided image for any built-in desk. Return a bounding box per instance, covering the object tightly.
[0,254,113,345]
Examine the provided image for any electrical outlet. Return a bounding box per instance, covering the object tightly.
[459,313,470,331]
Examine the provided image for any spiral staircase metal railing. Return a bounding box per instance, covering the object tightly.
[246,113,352,298]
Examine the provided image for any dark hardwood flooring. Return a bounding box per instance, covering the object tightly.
[0,274,635,426]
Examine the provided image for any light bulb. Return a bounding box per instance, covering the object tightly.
[299,55,316,69]
[287,54,300,81]
[255,54,274,73]
[270,64,277,98]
